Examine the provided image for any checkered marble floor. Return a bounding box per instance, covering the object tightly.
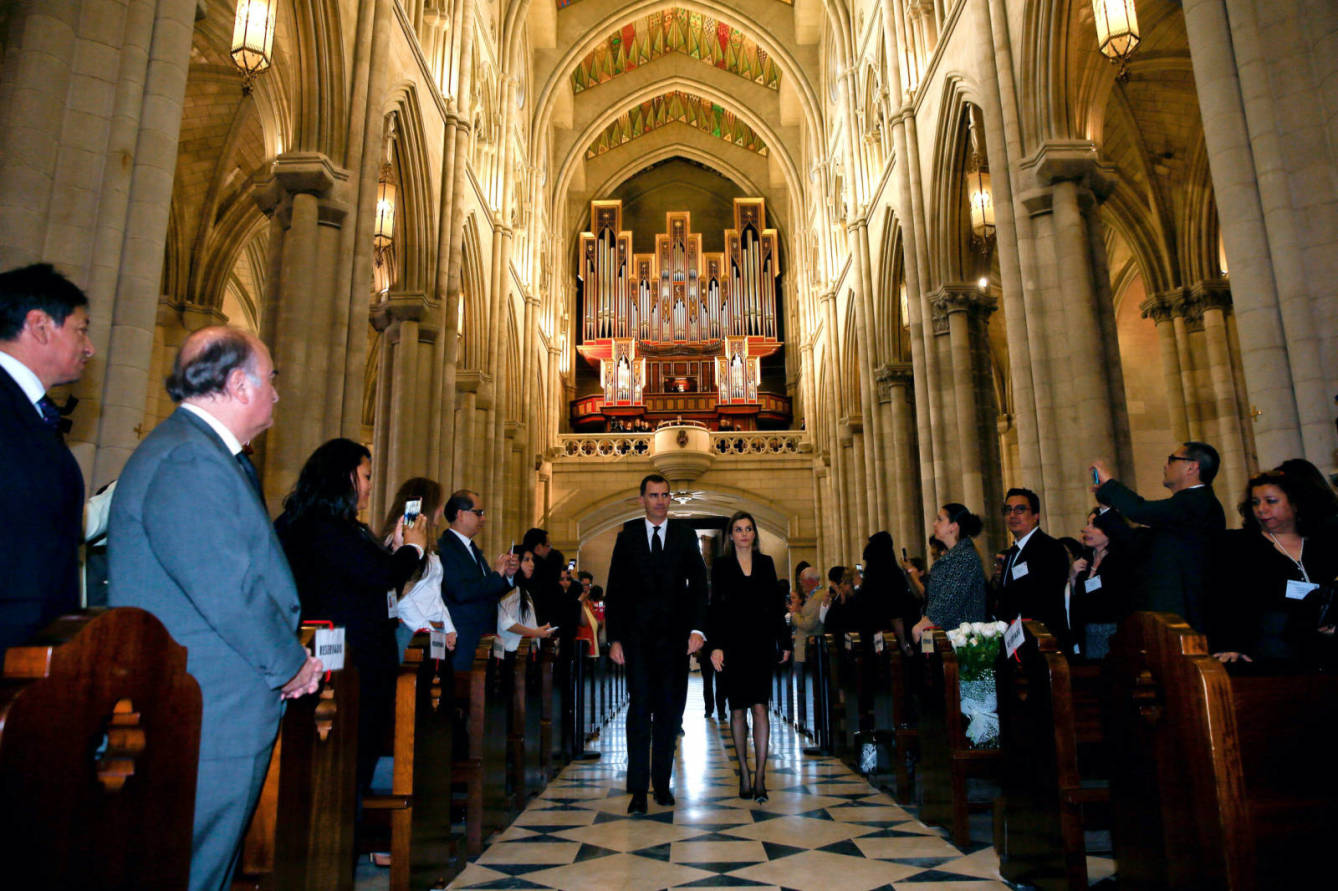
[445,677,1013,891]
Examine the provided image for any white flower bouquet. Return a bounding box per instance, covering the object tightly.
[945,621,1008,747]
[945,621,1008,683]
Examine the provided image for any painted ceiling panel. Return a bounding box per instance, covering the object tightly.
[571,8,782,94]
[584,90,770,159]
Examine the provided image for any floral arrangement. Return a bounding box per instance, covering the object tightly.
[945,621,1008,682]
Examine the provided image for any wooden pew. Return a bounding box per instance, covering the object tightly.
[233,626,359,891]
[451,638,493,856]
[505,639,532,812]
[533,638,556,785]
[915,628,1002,848]
[996,620,1108,890]
[0,608,201,890]
[1106,611,1338,889]
[859,630,916,794]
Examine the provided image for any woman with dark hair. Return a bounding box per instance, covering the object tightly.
[275,438,428,797]
[707,511,790,802]
[1069,507,1137,660]
[379,477,456,657]
[495,546,554,655]
[1211,470,1338,669]
[910,504,988,642]
[862,531,916,654]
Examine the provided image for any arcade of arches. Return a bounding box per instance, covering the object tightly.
[3,0,1336,581]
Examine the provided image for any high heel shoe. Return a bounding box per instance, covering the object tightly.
[738,774,754,800]
[753,782,768,804]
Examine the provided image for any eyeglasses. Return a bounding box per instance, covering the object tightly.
[1166,454,1194,465]
[1000,505,1031,516]
[467,508,486,517]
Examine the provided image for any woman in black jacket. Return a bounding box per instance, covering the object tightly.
[275,438,428,795]
[707,511,790,801]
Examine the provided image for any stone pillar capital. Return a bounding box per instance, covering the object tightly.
[371,291,438,338]
[1023,140,1117,199]
[875,363,914,402]
[251,152,352,225]
[818,289,837,305]
[1140,292,1177,324]
[1190,278,1232,313]
[929,283,998,318]
[157,297,228,331]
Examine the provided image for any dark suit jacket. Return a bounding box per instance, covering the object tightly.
[605,518,708,649]
[1096,480,1226,631]
[0,363,84,660]
[996,528,1072,648]
[108,407,308,758]
[437,529,512,669]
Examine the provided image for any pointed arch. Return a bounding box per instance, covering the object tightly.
[383,83,438,295]
[459,214,487,370]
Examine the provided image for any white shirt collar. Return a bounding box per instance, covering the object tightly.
[644,516,667,546]
[1013,526,1039,551]
[181,402,244,456]
[449,527,476,551]
[0,350,46,415]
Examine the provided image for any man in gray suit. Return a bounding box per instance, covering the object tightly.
[109,326,322,891]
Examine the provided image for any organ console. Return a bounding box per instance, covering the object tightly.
[573,198,790,430]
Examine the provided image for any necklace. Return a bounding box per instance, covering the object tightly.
[1266,531,1309,583]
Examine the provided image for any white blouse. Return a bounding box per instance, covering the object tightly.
[494,589,537,655]
[395,553,456,634]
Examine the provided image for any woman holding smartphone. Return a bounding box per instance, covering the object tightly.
[276,439,428,800]
[707,511,791,801]
[379,478,457,657]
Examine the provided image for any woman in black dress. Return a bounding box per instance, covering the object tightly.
[275,438,428,796]
[707,511,791,801]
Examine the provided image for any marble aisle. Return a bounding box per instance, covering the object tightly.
[441,676,1013,891]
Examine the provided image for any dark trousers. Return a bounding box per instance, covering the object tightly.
[700,655,722,715]
[624,633,687,794]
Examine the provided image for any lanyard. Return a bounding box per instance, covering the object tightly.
[1267,532,1310,583]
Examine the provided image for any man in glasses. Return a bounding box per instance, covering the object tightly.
[992,488,1073,652]
[439,489,519,670]
[1090,443,1225,632]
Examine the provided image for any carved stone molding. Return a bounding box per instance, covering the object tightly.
[1190,279,1233,314]
[928,284,997,335]
[1139,293,1176,325]
[875,362,913,402]
[251,152,352,227]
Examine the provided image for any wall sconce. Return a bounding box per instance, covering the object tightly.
[230,0,278,95]
[373,164,397,257]
[1092,0,1141,80]
[968,161,996,247]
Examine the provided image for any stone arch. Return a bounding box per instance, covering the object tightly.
[284,0,348,157]
[1019,0,1074,146]
[383,83,438,295]
[840,293,862,411]
[572,482,796,547]
[926,77,987,286]
[459,214,488,370]
[875,211,912,365]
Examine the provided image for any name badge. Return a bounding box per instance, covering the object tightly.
[1004,616,1025,658]
[921,633,935,654]
[844,633,854,651]
[1011,561,1030,580]
[430,630,448,659]
[873,632,884,653]
[386,590,398,619]
[314,626,345,671]
[1286,579,1319,601]
[1084,576,1103,593]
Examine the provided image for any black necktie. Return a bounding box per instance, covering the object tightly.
[471,541,489,576]
[37,395,61,430]
[1003,543,1020,582]
[651,525,663,556]
[235,452,263,498]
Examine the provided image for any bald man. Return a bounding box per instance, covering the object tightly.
[109,326,321,891]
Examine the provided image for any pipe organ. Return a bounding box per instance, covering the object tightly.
[574,198,788,430]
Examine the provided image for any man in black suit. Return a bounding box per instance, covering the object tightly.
[1091,443,1226,632]
[606,474,709,814]
[993,487,1073,651]
[438,488,518,670]
[0,263,93,662]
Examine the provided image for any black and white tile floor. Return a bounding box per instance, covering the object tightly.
[423,674,1116,891]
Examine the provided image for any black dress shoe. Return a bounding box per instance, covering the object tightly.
[627,792,648,815]
[653,789,676,807]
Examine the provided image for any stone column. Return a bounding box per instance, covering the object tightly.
[453,377,478,488]
[1140,294,1191,441]
[877,363,921,551]
[930,284,1001,536]
[1195,280,1251,501]
[849,421,871,540]
[371,292,434,502]
[146,300,228,432]
[1181,0,1304,463]
[251,153,352,506]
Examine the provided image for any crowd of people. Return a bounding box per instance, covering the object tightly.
[4,263,1337,890]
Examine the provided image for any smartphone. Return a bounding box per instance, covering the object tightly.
[548,626,559,633]
[855,563,863,574]
[567,559,577,570]
[1091,467,1101,487]
[403,498,421,525]
[901,547,908,561]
